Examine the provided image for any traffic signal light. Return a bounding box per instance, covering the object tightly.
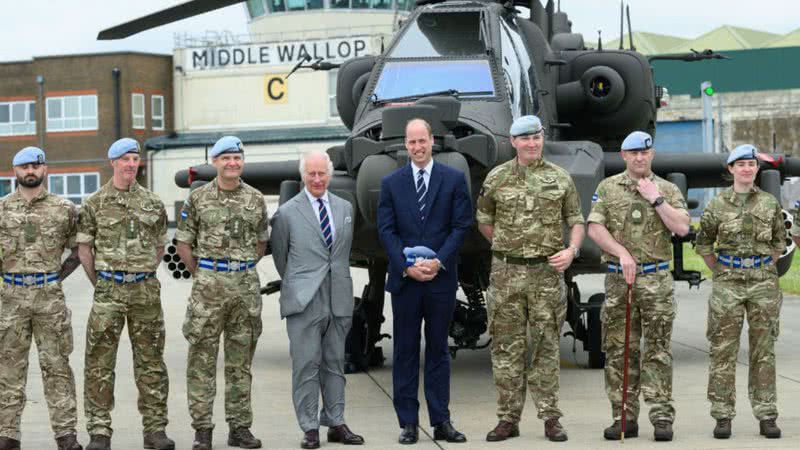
[701,81,715,97]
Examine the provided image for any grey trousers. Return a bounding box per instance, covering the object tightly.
[286,274,353,432]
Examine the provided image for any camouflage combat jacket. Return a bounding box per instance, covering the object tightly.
[587,172,687,263]
[175,178,268,261]
[0,190,77,273]
[696,186,785,257]
[77,180,167,272]
[790,200,800,238]
[477,157,583,258]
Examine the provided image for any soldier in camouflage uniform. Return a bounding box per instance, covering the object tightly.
[0,147,83,450]
[695,144,785,439]
[77,138,174,450]
[476,116,584,443]
[175,136,268,450]
[587,131,690,442]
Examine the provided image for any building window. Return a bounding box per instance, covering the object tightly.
[46,95,98,132]
[0,177,16,198]
[0,101,36,136]
[268,0,286,12]
[48,172,100,205]
[151,95,165,130]
[132,93,145,129]
[329,70,339,118]
[246,0,266,17]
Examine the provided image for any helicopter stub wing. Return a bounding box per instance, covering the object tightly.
[97,0,244,40]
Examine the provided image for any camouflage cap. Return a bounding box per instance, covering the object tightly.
[621,131,653,151]
[727,144,759,165]
[13,146,46,166]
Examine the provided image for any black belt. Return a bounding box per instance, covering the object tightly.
[492,251,547,266]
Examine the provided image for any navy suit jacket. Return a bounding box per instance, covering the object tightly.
[377,161,473,294]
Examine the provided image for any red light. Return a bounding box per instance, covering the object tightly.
[188,167,197,185]
[757,153,782,168]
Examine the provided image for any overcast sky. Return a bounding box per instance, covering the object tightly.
[1,0,797,62]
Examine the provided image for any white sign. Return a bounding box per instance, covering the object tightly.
[185,37,371,71]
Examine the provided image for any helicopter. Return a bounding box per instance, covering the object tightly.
[101,0,800,371]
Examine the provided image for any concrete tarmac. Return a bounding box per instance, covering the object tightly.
[15,254,800,449]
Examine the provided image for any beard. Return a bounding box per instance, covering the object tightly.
[17,173,44,188]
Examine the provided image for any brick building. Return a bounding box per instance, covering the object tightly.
[0,52,172,202]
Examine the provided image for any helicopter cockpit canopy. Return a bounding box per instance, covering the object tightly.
[371,9,497,103]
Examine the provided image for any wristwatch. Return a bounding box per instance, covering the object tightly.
[569,245,580,258]
[652,196,665,207]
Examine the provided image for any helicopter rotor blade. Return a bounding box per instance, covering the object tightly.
[97,0,245,40]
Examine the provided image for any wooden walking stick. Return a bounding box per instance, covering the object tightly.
[621,283,633,442]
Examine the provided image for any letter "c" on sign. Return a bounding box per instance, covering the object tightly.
[264,76,288,103]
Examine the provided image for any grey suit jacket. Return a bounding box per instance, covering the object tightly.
[270,191,354,318]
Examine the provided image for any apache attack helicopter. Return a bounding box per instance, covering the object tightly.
[101,0,800,370]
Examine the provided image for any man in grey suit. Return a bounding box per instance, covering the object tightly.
[270,151,365,449]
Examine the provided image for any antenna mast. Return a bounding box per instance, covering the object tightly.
[619,1,624,50]
[626,5,636,51]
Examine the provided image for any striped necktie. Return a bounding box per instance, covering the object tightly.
[317,198,332,250]
[416,169,427,221]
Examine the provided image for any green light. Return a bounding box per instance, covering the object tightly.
[703,86,715,96]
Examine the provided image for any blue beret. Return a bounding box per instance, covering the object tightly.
[510,115,544,137]
[621,131,653,151]
[12,146,46,166]
[727,144,759,165]
[210,136,244,158]
[108,138,140,160]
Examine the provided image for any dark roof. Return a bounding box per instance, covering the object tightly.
[145,125,351,150]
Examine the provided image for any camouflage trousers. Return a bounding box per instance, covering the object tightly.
[602,271,676,424]
[183,268,263,431]
[487,257,566,423]
[707,267,781,420]
[0,282,78,440]
[85,277,169,437]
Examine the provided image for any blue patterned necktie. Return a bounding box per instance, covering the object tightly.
[318,198,332,250]
[416,169,427,221]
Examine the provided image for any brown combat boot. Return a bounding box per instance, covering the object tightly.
[56,433,83,450]
[192,429,212,450]
[86,435,110,450]
[0,437,20,450]
[228,427,262,449]
[603,420,638,440]
[144,431,175,450]
[713,418,731,439]
[544,418,568,442]
[759,419,781,439]
[653,420,673,441]
[485,421,519,442]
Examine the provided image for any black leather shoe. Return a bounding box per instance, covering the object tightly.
[760,419,781,439]
[192,429,212,450]
[0,437,20,450]
[713,419,731,439]
[228,427,262,449]
[301,430,320,449]
[86,435,110,450]
[327,424,364,445]
[56,434,83,450]
[398,425,418,444]
[433,421,467,443]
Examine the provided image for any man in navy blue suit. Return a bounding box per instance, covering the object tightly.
[377,118,473,444]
